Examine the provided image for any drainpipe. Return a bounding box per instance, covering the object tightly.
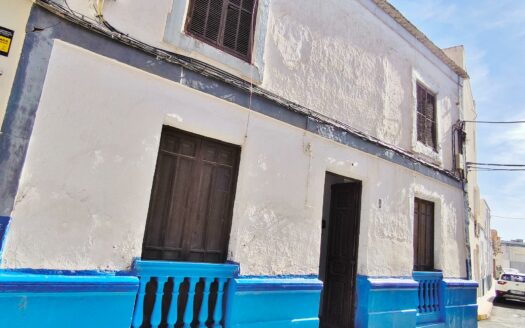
[457,75,472,280]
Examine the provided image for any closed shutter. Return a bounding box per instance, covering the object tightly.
[142,126,240,263]
[413,198,435,271]
[416,84,437,149]
[186,0,257,61]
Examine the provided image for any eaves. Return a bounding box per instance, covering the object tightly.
[371,0,469,79]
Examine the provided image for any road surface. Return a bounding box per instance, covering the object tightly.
[479,298,525,328]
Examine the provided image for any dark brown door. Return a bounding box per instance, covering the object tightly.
[142,126,240,263]
[322,183,361,328]
[413,198,434,271]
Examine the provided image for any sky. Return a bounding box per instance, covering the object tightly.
[388,0,525,241]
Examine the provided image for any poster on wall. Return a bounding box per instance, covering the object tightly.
[0,27,14,57]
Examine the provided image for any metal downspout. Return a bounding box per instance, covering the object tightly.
[458,75,472,280]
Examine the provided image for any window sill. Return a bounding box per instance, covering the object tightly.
[413,140,443,166]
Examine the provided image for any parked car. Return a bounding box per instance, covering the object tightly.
[495,272,525,302]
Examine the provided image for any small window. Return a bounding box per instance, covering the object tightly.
[413,198,434,271]
[186,0,258,61]
[416,83,437,149]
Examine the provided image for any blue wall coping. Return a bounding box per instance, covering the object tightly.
[443,279,478,288]
[233,277,323,292]
[0,272,138,293]
[225,276,322,327]
[367,277,419,289]
[413,271,443,279]
[133,259,240,278]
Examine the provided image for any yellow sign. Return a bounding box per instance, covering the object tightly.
[0,35,12,53]
[0,27,14,57]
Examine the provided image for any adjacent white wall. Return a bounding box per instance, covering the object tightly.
[1,40,466,278]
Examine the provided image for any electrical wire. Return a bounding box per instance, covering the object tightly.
[95,0,119,33]
[468,168,525,171]
[467,162,525,172]
[463,120,525,124]
[492,215,525,220]
[467,162,525,167]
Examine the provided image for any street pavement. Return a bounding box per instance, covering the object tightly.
[479,298,525,328]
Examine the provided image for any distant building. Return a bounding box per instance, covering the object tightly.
[491,229,502,276]
[497,239,525,275]
[471,200,492,295]
[459,30,494,299]
[0,0,479,327]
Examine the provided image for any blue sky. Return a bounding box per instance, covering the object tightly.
[388,0,525,241]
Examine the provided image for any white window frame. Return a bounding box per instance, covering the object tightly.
[411,70,443,165]
[163,0,270,84]
[410,189,443,273]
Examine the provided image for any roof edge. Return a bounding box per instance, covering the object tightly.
[371,0,469,79]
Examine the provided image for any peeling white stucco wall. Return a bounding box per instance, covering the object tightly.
[261,0,460,168]
[2,41,466,278]
[54,0,461,168]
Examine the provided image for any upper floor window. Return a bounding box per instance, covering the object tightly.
[416,83,437,150]
[186,0,258,62]
[413,198,434,271]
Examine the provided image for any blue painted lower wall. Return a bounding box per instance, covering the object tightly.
[0,267,478,328]
[225,277,323,328]
[442,279,478,328]
[355,275,478,328]
[356,276,419,328]
[0,273,139,328]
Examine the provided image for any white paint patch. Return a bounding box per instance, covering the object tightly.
[92,150,104,169]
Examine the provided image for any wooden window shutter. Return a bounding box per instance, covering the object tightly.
[416,84,437,149]
[186,0,258,61]
[142,126,241,263]
[413,198,435,271]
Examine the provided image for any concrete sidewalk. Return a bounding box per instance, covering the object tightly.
[477,280,496,321]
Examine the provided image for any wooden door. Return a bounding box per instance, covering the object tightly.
[142,126,240,263]
[413,198,434,271]
[322,183,361,328]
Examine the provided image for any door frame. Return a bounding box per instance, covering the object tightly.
[319,173,362,328]
[141,125,241,263]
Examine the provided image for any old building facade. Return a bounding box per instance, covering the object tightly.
[0,0,477,327]
[497,239,525,275]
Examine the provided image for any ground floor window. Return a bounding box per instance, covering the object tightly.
[142,126,240,263]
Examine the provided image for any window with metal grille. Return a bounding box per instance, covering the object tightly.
[413,198,434,271]
[186,0,257,61]
[416,83,437,150]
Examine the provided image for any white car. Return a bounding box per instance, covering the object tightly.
[495,272,525,302]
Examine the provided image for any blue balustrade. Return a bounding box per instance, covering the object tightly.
[412,271,444,326]
[131,260,239,328]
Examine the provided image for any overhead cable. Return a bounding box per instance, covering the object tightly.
[463,120,525,124]
[468,168,525,171]
[467,162,525,167]
[492,215,525,220]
